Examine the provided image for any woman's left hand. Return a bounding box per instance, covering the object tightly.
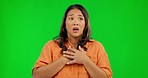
[63,46,90,65]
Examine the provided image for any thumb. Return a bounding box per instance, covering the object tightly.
[67,60,76,65]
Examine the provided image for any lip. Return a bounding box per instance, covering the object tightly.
[73,27,79,33]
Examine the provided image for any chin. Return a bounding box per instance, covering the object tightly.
[72,34,82,38]
[68,33,82,38]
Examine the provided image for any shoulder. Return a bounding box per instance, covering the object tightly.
[88,39,104,47]
[46,40,56,44]
[44,40,59,47]
[87,39,105,51]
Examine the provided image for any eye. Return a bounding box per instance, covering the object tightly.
[69,17,74,20]
[78,17,84,20]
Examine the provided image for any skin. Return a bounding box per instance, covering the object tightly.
[65,8,85,48]
[32,8,108,78]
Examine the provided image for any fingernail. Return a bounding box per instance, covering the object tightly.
[79,46,81,48]
[68,45,72,49]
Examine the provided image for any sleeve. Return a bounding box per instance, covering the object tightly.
[32,41,53,70]
[97,42,112,78]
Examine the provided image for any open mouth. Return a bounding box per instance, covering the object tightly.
[73,27,79,33]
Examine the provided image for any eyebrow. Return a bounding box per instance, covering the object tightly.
[68,14,74,16]
[68,14,83,16]
[78,14,83,16]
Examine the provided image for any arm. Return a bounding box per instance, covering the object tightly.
[32,56,69,78]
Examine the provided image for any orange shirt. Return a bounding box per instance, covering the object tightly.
[33,39,112,78]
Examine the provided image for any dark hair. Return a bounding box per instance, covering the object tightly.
[53,4,91,53]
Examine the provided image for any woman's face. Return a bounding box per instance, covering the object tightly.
[66,8,85,38]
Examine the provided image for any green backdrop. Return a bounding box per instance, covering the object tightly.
[1,0,148,78]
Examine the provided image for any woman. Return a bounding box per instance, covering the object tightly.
[32,4,112,78]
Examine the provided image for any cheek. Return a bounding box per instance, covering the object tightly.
[80,22,85,31]
[66,20,71,28]
[65,21,72,32]
[81,27,85,33]
[66,19,72,24]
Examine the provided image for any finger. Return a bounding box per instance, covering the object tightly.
[67,45,72,50]
[63,54,74,59]
[67,49,75,53]
[68,45,72,48]
[63,51,75,56]
[79,46,84,52]
[67,60,76,64]
[68,47,78,53]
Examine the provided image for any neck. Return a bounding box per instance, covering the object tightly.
[68,37,81,49]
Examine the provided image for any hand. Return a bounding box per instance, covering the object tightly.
[63,46,90,65]
[60,56,71,64]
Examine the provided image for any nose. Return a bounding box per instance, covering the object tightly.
[73,19,79,26]
[73,23,78,26]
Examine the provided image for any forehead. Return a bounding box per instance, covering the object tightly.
[67,8,84,16]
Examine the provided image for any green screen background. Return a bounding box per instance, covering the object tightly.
[1,0,148,78]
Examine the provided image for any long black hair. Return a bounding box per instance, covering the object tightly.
[53,4,91,52]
